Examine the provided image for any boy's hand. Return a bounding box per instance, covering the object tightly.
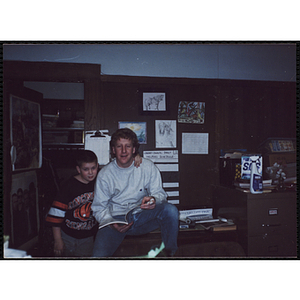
[111,222,133,233]
[53,238,64,256]
[134,154,142,168]
[141,196,156,210]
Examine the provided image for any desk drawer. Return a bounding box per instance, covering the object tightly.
[247,196,296,236]
[248,234,297,257]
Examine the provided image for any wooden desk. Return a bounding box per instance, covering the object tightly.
[212,185,297,258]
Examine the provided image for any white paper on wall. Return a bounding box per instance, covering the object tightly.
[163,182,179,188]
[168,199,180,205]
[85,130,111,165]
[155,164,179,172]
[143,150,178,163]
[166,191,179,197]
[155,120,176,148]
[182,132,209,154]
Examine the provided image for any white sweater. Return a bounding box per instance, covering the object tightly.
[91,158,167,224]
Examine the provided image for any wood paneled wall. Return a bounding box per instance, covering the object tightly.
[4,61,296,210]
[100,75,296,209]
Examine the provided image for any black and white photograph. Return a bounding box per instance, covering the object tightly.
[155,120,176,148]
[143,92,166,111]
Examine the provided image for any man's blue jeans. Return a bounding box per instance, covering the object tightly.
[92,202,179,257]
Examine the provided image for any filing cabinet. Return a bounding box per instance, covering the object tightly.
[212,185,297,257]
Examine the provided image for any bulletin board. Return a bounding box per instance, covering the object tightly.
[100,79,218,209]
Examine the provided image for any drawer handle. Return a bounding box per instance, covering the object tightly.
[263,223,281,227]
[268,245,278,253]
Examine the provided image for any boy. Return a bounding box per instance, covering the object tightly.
[46,150,99,257]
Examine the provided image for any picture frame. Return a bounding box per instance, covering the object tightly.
[140,91,169,116]
[118,121,147,144]
[178,101,205,124]
[143,92,166,111]
[155,120,177,148]
[10,94,42,171]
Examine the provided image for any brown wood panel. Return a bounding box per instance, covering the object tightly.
[4,60,101,82]
[84,78,102,130]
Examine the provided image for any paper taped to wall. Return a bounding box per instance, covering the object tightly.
[85,130,111,165]
[144,150,178,163]
[182,132,209,154]
[155,164,179,172]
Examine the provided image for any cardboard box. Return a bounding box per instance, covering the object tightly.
[265,152,296,167]
[241,155,262,180]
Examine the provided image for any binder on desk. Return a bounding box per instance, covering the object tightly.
[85,130,111,165]
[198,219,236,231]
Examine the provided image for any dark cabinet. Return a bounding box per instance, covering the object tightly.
[212,185,297,257]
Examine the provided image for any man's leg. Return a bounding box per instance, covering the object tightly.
[158,203,179,256]
[127,203,179,256]
[92,225,126,257]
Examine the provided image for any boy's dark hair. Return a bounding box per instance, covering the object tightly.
[110,128,140,158]
[76,150,98,167]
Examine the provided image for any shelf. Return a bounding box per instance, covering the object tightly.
[43,127,84,131]
[43,143,84,146]
[42,144,84,151]
[42,98,85,151]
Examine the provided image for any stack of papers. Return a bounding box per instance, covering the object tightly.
[179,208,219,228]
[234,179,275,193]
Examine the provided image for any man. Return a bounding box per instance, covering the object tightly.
[91,128,179,257]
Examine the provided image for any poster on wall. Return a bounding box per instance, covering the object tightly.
[85,130,111,165]
[178,101,205,124]
[118,121,147,144]
[143,92,166,111]
[155,120,176,148]
[10,171,39,248]
[10,95,42,171]
[182,132,209,154]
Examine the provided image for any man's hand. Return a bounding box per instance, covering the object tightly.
[140,196,156,210]
[111,222,133,233]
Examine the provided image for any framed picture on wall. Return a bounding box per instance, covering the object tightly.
[10,170,39,249]
[139,91,171,116]
[178,101,205,124]
[10,95,42,171]
[155,120,177,148]
[118,121,147,144]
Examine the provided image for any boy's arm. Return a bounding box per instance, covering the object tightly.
[52,226,64,256]
[134,153,142,168]
[148,163,168,204]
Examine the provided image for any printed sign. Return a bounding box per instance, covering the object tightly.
[241,155,263,180]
